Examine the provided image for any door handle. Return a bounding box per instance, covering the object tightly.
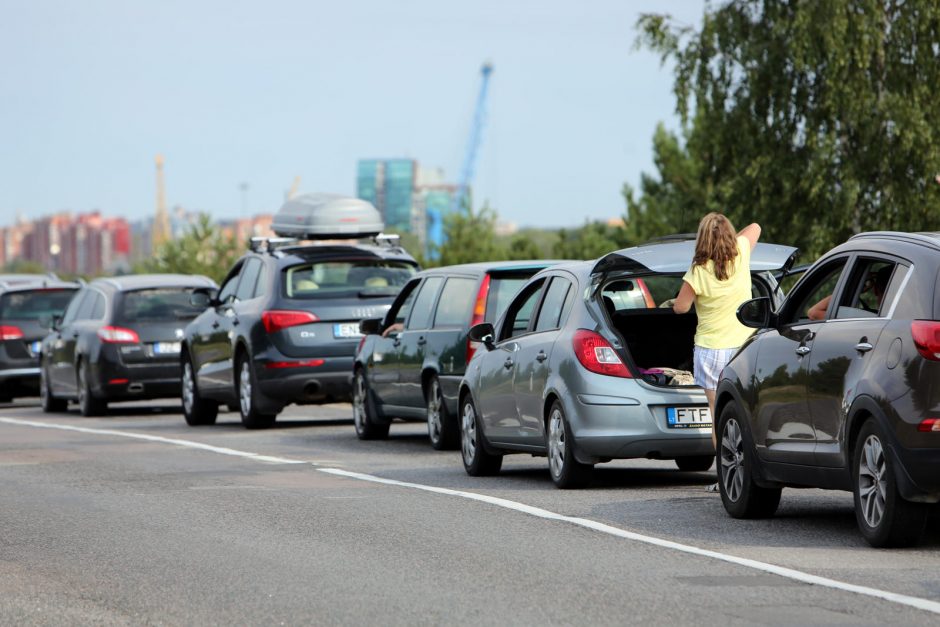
[855,342,873,353]
[795,345,811,356]
[393,339,401,348]
[536,351,548,363]
[212,321,220,329]
[71,332,79,338]
[417,337,427,346]
[232,318,240,327]
[503,358,514,369]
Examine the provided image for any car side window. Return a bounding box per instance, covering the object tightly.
[534,277,572,333]
[499,279,546,341]
[783,257,849,324]
[252,263,269,299]
[89,292,106,320]
[75,291,99,321]
[217,263,243,306]
[389,279,421,326]
[235,258,262,302]
[406,277,443,330]
[61,290,88,325]
[835,258,899,319]
[434,277,477,328]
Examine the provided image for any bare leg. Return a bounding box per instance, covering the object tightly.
[704,389,717,450]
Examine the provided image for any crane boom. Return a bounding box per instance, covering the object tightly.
[451,62,493,215]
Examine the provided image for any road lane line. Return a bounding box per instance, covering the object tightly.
[4,416,939,616]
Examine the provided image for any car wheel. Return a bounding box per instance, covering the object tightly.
[853,419,928,548]
[77,360,107,417]
[237,354,275,429]
[426,376,458,450]
[352,369,389,440]
[717,402,780,518]
[181,357,218,426]
[675,455,714,472]
[460,395,502,476]
[40,362,67,413]
[546,401,593,489]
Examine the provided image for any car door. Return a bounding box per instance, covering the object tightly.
[476,278,547,441]
[194,261,244,395]
[368,278,420,407]
[512,275,575,443]
[807,256,907,467]
[396,276,444,410]
[749,256,850,464]
[49,289,89,394]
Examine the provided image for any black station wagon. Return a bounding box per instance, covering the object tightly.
[352,261,563,448]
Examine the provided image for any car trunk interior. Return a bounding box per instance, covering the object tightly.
[607,308,697,385]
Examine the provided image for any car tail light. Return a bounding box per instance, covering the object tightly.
[0,325,24,341]
[262,310,318,333]
[911,321,940,361]
[918,419,940,432]
[466,274,492,364]
[572,329,633,378]
[108,378,129,385]
[264,359,325,369]
[97,326,140,343]
[357,336,367,355]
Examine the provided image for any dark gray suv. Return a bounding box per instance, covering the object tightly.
[716,231,940,547]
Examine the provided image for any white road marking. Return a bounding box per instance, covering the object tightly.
[4,416,940,616]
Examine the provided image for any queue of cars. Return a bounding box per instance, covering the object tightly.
[3,195,936,548]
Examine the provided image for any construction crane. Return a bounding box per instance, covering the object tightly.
[427,62,494,255]
[286,175,301,200]
[152,154,172,250]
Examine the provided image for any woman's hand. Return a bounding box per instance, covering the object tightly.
[672,281,696,314]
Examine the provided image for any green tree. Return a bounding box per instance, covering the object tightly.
[136,213,240,284]
[636,1,940,258]
[503,233,544,261]
[1,260,47,275]
[435,203,505,266]
[553,220,629,260]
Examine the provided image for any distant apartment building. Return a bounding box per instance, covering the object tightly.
[219,214,274,246]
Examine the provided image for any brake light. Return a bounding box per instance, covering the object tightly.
[911,321,940,361]
[918,419,940,432]
[262,310,318,333]
[357,336,367,355]
[0,325,23,341]
[97,326,140,343]
[264,359,325,369]
[572,329,633,378]
[466,274,492,364]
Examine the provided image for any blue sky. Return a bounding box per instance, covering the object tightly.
[0,0,705,228]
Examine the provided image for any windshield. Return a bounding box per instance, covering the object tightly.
[0,288,77,320]
[283,260,417,299]
[116,288,205,322]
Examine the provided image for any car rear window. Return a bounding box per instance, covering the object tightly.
[283,260,416,299]
[486,275,533,322]
[0,288,77,320]
[116,288,205,323]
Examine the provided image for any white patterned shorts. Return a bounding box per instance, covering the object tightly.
[693,345,739,390]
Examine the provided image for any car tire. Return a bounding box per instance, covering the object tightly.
[352,369,389,440]
[426,376,458,450]
[853,418,928,548]
[237,354,275,429]
[675,455,714,472]
[39,362,67,413]
[181,356,218,426]
[546,400,593,489]
[717,402,780,518]
[77,360,107,417]
[460,395,502,476]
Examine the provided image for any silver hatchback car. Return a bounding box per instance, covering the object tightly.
[458,238,798,488]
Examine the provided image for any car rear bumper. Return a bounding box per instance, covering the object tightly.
[255,356,354,405]
[889,444,940,502]
[0,367,40,395]
[94,360,182,400]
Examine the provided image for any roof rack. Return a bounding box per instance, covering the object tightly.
[373,233,401,248]
[249,236,300,254]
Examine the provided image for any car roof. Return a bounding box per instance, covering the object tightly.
[847,231,940,250]
[274,243,418,265]
[415,260,570,277]
[90,274,217,291]
[592,240,798,275]
[1,279,81,293]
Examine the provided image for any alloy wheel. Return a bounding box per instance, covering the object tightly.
[720,417,745,502]
[427,379,442,443]
[39,366,48,405]
[77,364,87,407]
[352,373,366,433]
[182,361,195,415]
[461,402,476,466]
[548,408,566,478]
[239,363,252,416]
[858,434,887,529]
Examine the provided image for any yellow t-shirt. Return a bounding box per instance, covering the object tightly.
[682,235,754,349]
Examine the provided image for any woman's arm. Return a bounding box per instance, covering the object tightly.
[673,281,696,314]
[807,294,831,321]
[738,223,761,251]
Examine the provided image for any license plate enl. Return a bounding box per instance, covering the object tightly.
[666,406,712,429]
[334,323,362,338]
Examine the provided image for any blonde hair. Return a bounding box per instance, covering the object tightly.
[692,212,738,281]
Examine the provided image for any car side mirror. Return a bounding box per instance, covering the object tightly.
[468,322,496,348]
[190,287,219,309]
[38,313,54,330]
[359,317,383,336]
[50,314,62,331]
[737,297,773,329]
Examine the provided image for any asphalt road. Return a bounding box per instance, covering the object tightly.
[1,399,939,626]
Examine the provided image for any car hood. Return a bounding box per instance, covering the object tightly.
[591,240,799,276]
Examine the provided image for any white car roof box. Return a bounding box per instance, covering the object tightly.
[272,193,384,240]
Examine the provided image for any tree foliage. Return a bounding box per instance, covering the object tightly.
[554,220,630,260]
[435,203,505,266]
[135,213,240,284]
[635,1,940,258]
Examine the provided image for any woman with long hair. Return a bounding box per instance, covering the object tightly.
[673,213,761,489]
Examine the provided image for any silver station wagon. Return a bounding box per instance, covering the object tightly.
[458,238,798,488]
